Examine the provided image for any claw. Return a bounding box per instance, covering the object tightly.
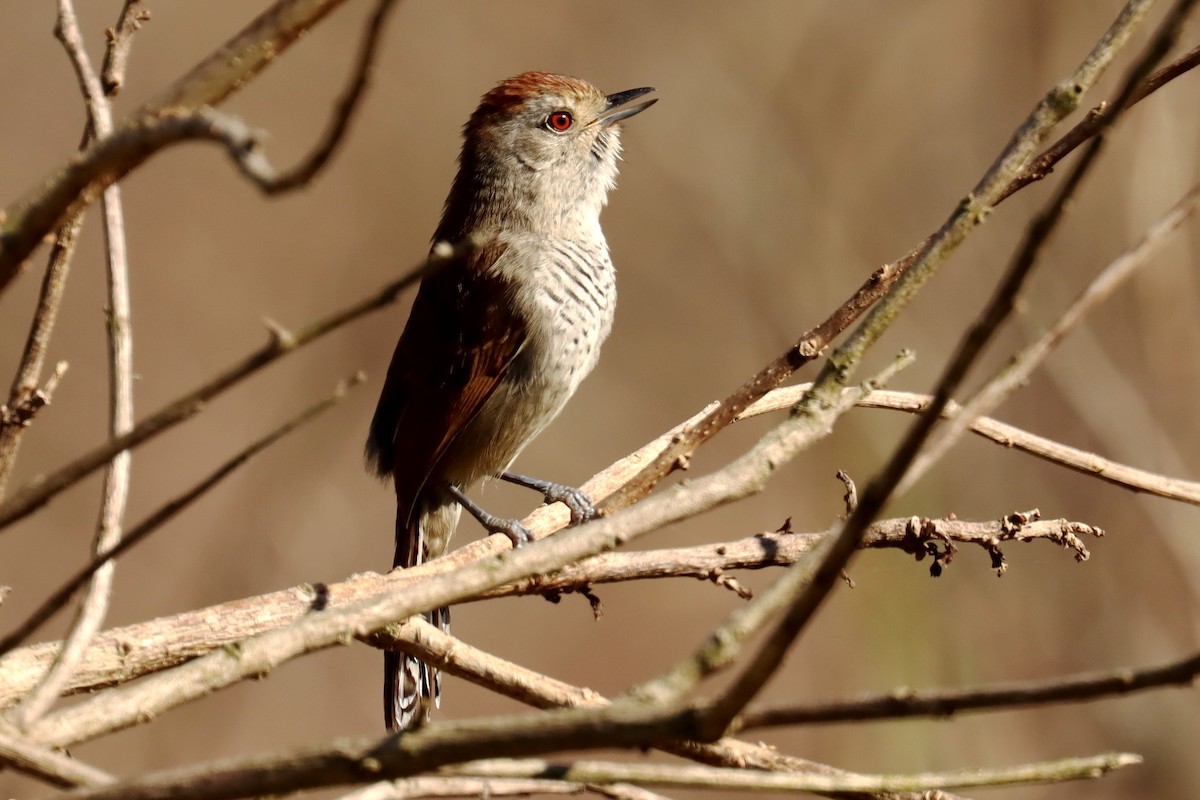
[494,520,533,548]
[499,471,597,526]
[446,484,534,548]
[550,484,597,525]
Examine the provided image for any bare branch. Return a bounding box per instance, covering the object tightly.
[100,0,150,96]
[13,0,135,730]
[337,776,609,798]
[0,373,366,656]
[0,0,157,495]
[0,508,1094,710]
[900,179,1200,494]
[738,649,1200,729]
[34,612,950,800]
[36,725,1137,800]
[749,384,1200,506]
[0,0,358,293]
[9,351,912,749]
[998,42,1200,203]
[0,220,76,497]
[375,620,958,800]
[647,0,1164,739]
[596,0,1194,519]
[0,727,113,788]
[340,778,677,800]
[444,754,1141,794]
[259,0,401,194]
[0,242,459,533]
[39,703,706,800]
[0,362,68,497]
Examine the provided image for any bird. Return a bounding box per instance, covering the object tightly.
[365,72,656,731]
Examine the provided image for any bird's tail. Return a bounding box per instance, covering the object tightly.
[384,501,453,732]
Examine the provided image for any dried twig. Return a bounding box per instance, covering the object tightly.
[0,509,1096,709]
[738,649,1200,728]
[595,0,1200,520]
[0,241,461,533]
[640,0,1161,739]
[443,754,1141,794]
[997,41,1200,203]
[0,361,68,430]
[900,180,1200,494]
[747,384,1200,506]
[0,728,113,788]
[13,0,134,730]
[259,0,401,194]
[0,0,392,292]
[99,0,150,96]
[40,611,947,800]
[337,776,618,798]
[13,352,913,750]
[0,223,76,498]
[0,0,158,497]
[375,620,951,800]
[0,374,366,657]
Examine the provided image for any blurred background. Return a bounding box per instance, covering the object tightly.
[2,1,1199,797]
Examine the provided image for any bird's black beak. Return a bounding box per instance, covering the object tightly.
[598,86,657,127]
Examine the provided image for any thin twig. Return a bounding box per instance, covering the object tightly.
[634,1,1165,741]
[0,0,378,292]
[336,776,603,798]
[0,216,78,498]
[998,41,1200,203]
[737,651,1200,728]
[13,0,134,730]
[0,374,366,656]
[0,359,69,498]
[99,0,150,96]
[339,778,676,800]
[38,703,704,800]
[899,180,1200,494]
[0,728,114,788]
[485,512,1098,600]
[0,241,460,533]
[260,0,401,194]
[750,384,1200,506]
[595,0,1200,519]
[0,0,157,495]
[444,754,1141,794]
[35,613,950,800]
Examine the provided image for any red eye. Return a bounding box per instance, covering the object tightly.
[545,111,573,132]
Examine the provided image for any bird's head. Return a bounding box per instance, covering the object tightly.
[441,72,656,239]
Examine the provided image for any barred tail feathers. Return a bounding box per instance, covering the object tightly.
[384,496,457,731]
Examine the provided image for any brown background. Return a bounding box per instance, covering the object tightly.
[2,2,1200,798]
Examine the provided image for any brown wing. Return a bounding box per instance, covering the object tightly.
[365,240,526,530]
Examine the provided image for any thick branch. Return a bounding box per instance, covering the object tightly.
[0,378,1105,707]
[12,353,910,749]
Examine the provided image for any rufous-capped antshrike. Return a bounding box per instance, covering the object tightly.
[365,72,655,731]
